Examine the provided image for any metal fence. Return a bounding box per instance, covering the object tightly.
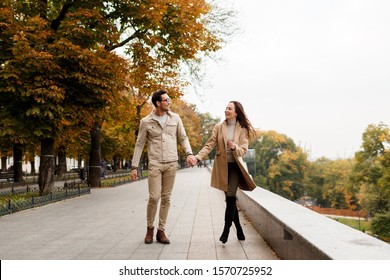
[0,170,140,217]
[0,187,90,217]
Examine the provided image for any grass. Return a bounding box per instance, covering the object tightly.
[333,217,371,233]
[0,187,91,216]
[0,192,39,208]
[99,172,146,187]
[334,217,390,243]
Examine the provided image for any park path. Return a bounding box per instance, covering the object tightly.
[0,167,278,260]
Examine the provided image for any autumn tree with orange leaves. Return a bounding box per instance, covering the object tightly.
[0,0,236,191]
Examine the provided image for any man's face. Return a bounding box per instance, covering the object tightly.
[159,94,171,111]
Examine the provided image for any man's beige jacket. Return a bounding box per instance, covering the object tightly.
[131,110,192,167]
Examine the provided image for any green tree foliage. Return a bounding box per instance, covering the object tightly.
[353,123,390,216]
[371,212,390,242]
[251,130,309,200]
[194,112,221,160]
[304,157,357,209]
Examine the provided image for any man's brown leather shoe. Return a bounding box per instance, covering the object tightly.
[144,227,154,244]
[156,229,170,244]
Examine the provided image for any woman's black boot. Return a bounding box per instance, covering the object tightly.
[219,196,236,244]
[219,227,230,244]
[233,206,245,240]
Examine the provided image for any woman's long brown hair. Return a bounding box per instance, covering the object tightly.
[230,101,257,140]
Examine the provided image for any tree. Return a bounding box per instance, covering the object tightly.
[195,112,220,160]
[267,148,309,200]
[304,157,357,209]
[0,1,129,192]
[371,212,390,242]
[352,123,390,216]
[121,0,235,141]
[170,99,202,166]
[303,157,330,207]
[251,131,297,186]
[1,0,236,191]
[250,130,309,200]
[100,91,140,169]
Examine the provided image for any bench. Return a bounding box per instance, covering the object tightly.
[0,172,14,182]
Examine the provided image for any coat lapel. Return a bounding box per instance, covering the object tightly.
[221,121,227,147]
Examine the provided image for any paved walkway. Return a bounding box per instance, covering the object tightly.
[0,167,278,260]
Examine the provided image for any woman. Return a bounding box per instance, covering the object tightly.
[195,101,257,244]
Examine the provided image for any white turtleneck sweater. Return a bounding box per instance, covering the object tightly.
[226,119,236,162]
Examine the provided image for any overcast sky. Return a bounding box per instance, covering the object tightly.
[183,0,390,160]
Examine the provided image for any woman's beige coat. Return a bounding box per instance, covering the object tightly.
[195,120,256,192]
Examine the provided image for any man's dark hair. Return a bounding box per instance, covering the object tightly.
[151,90,167,107]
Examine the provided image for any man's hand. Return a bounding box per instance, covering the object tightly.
[130,168,138,180]
[186,155,197,167]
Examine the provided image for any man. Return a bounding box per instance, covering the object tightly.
[130,90,197,244]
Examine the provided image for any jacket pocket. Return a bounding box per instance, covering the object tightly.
[166,123,177,135]
[146,124,160,138]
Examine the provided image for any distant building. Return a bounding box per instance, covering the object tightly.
[295,196,318,207]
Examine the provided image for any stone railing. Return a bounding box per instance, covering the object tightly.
[237,187,390,260]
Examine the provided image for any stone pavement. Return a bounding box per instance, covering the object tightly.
[0,167,278,260]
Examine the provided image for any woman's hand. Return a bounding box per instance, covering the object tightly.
[227,140,236,150]
[186,155,197,167]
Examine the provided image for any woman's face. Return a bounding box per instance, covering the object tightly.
[225,102,237,121]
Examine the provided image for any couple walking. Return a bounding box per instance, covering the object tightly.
[130,90,257,245]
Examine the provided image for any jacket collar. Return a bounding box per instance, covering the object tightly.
[147,110,172,121]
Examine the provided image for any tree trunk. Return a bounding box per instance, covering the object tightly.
[30,159,36,175]
[113,156,119,172]
[13,143,24,182]
[135,105,142,137]
[88,122,102,188]
[77,147,82,169]
[57,145,67,178]
[38,138,55,195]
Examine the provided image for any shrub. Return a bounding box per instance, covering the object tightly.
[371,212,390,242]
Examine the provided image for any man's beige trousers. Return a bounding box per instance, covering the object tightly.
[147,161,178,230]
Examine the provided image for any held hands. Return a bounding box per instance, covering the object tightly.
[130,168,138,180]
[186,154,198,167]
